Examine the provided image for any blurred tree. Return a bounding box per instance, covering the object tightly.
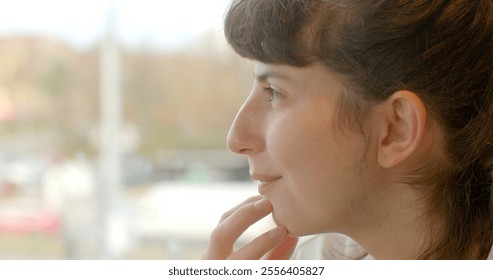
[0,35,252,158]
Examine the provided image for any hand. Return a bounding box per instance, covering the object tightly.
[204,196,291,260]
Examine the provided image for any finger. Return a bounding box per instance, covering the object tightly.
[263,235,299,260]
[206,199,272,259]
[219,195,263,223]
[205,197,266,259]
[221,199,272,241]
[227,226,288,260]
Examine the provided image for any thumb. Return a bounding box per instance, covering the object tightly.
[264,235,298,260]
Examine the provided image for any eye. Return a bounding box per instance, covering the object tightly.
[263,87,283,103]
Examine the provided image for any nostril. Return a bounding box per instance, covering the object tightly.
[237,147,254,155]
[227,137,251,155]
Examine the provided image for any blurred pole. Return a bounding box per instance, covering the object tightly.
[97,1,123,259]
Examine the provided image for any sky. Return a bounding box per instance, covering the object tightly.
[0,0,232,50]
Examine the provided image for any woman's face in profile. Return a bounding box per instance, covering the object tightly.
[227,62,378,236]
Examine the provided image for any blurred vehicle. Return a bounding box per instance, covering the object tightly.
[0,152,50,193]
[0,197,60,235]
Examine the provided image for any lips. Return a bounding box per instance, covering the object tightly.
[251,173,282,194]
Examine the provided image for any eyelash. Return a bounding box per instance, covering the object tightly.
[263,87,283,103]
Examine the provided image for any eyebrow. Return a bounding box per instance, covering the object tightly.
[253,69,294,84]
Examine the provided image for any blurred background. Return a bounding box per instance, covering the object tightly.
[0,0,268,259]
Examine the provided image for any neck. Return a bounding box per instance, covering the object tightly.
[345,183,439,259]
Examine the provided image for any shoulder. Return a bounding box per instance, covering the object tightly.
[291,233,372,260]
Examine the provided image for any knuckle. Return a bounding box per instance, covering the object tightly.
[209,226,225,244]
[236,203,254,216]
[219,210,232,222]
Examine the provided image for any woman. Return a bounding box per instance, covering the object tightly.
[204,0,493,259]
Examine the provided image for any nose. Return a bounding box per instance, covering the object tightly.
[227,94,264,155]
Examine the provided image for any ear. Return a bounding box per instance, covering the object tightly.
[376,91,427,168]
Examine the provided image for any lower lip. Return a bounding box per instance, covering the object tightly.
[258,179,281,194]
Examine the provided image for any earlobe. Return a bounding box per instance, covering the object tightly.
[377,91,427,168]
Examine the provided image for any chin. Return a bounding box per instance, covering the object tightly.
[272,211,326,237]
[271,211,303,236]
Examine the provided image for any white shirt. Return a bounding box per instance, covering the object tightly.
[292,233,493,260]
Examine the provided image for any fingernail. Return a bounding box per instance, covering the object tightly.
[269,226,287,239]
[253,199,270,210]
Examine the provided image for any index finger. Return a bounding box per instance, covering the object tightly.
[206,199,272,259]
[218,195,263,223]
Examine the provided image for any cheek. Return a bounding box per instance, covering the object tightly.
[267,112,339,177]
[265,116,369,234]
[264,120,339,229]
[267,107,330,155]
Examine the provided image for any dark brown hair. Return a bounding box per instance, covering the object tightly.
[224,0,493,259]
